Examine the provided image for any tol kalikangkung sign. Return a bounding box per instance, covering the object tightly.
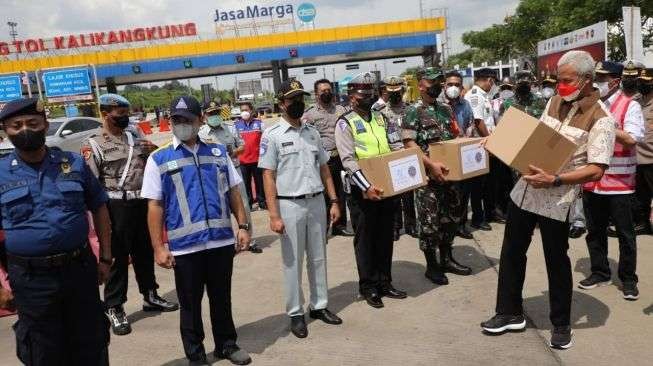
[0,23,197,56]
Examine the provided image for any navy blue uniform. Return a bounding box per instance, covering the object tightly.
[0,148,110,366]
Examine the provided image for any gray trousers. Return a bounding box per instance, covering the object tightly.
[571,195,586,229]
[278,196,328,316]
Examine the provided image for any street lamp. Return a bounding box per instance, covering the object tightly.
[7,21,18,60]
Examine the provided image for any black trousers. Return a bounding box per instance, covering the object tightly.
[325,156,348,230]
[583,192,638,283]
[240,163,265,207]
[460,175,486,226]
[394,191,416,233]
[348,187,396,295]
[634,164,653,226]
[8,247,110,366]
[496,202,572,327]
[173,246,237,360]
[104,199,158,309]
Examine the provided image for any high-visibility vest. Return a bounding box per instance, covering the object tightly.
[584,91,637,194]
[344,111,391,159]
[150,141,234,251]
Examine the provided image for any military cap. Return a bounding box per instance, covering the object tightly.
[347,72,377,93]
[639,68,653,81]
[514,70,536,83]
[542,74,557,84]
[384,76,406,91]
[170,95,202,120]
[474,68,497,79]
[622,60,644,77]
[499,76,514,87]
[99,93,130,107]
[203,100,221,114]
[276,78,310,100]
[0,97,45,123]
[595,61,623,75]
[416,67,443,81]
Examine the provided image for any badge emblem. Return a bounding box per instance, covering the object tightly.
[212,148,222,157]
[408,166,417,177]
[61,162,71,174]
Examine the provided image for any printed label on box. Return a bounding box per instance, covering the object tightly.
[460,143,487,175]
[388,154,423,192]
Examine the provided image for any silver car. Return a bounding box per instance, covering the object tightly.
[0,117,103,157]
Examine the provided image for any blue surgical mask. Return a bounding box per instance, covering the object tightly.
[207,115,222,127]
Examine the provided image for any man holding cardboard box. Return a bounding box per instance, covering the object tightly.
[402,67,473,286]
[334,72,408,308]
[481,50,616,350]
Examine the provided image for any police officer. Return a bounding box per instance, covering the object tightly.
[303,79,354,237]
[402,68,473,286]
[259,79,343,338]
[142,96,252,365]
[199,101,262,254]
[82,94,178,336]
[334,72,407,308]
[0,97,112,365]
[540,74,557,100]
[500,71,547,119]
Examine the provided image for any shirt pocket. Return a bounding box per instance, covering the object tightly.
[1,186,34,224]
[56,180,85,212]
[279,144,301,170]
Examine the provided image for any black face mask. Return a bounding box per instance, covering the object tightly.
[426,84,441,99]
[639,82,653,96]
[286,100,305,119]
[356,97,375,112]
[622,78,638,93]
[9,128,46,152]
[111,115,130,129]
[389,92,402,104]
[319,92,333,105]
[516,82,531,96]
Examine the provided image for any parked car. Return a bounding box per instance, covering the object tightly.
[230,106,242,120]
[0,117,102,157]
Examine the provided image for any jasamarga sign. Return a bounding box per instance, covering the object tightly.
[214,4,295,22]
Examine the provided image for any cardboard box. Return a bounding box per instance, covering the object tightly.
[357,146,427,197]
[428,138,489,181]
[485,107,578,175]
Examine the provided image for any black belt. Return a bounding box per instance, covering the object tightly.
[7,245,88,269]
[277,191,323,200]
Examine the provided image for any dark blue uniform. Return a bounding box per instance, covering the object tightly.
[1,148,110,366]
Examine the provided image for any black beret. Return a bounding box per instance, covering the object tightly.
[474,68,497,79]
[0,97,45,123]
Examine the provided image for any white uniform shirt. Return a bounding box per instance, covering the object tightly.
[465,85,496,131]
[141,136,243,256]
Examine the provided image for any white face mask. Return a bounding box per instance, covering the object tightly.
[541,87,555,99]
[240,111,251,120]
[499,90,514,100]
[445,86,461,99]
[173,123,199,142]
[595,81,611,98]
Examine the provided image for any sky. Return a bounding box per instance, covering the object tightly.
[1,0,519,90]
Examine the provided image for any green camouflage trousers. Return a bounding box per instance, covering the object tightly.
[415,181,464,252]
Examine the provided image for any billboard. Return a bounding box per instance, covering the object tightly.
[537,21,607,76]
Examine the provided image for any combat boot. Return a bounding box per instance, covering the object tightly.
[440,244,472,276]
[423,249,448,285]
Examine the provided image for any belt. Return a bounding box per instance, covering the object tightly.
[7,245,88,269]
[277,191,323,200]
[107,190,141,200]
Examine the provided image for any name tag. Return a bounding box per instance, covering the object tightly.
[282,142,294,147]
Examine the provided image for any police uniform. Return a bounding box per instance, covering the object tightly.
[82,94,178,336]
[259,80,342,330]
[334,72,406,307]
[635,68,653,230]
[303,92,352,235]
[402,68,472,285]
[0,98,110,365]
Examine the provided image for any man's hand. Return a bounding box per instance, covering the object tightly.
[270,216,286,234]
[428,161,449,182]
[0,288,15,311]
[363,185,384,200]
[236,229,251,253]
[139,139,158,154]
[523,165,555,189]
[329,203,341,224]
[97,262,111,285]
[154,247,175,269]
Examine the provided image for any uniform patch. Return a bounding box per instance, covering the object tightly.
[167,160,178,171]
[281,142,294,147]
[11,159,17,166]
[60,162,71,174]
[175,98,188,109]
[259,140,268,156]
[469,96,479,107]
[211,148,222,157]
[354,119,366,134]
[338,120,348,132]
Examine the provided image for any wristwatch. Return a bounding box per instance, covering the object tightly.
[553,175,563,187]
[99,256,113,265]
[238,223,250,231]
[329,198,339,204]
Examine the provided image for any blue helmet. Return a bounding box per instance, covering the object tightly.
[99,93,131,107]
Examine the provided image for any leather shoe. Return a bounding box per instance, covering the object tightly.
[363,293,384,308]
[471,222,492,231]
[143,290,179,312]
[487,215,506,224]
[607,226,618,237]
[379,286,407,299]
[456,228,474,239]
[309,308,343,325]
[333,227,355,236]
[214,345,252,365]
[568,226,586,239]
[188,354,209,366]
[634,223,652,235]
[290,315,308,338]
[248,243,263,254]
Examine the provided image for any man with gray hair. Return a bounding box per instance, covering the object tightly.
[480,50,616,350]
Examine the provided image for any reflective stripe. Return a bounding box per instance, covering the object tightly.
[107,190,141,200]
[609,156,638,165]
[118,131,134,189]
[167,218,232,240]
[216,168,228,219]
[158,157,195,174]
[605,165,637,175]
[170,172,192,227]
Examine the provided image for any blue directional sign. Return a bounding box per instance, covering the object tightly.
[43,68,92,98]
[297,3,316,23]
[0,75,23,102]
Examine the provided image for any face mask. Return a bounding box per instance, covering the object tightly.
[516,83,530,96]
[557,79,585,102]
[356,97,375,112]
[638,83,653,96]
[445,86,460,99]
[542,87,555,99]
[207,115,222,127]
[595,81,611,98]
[286,100,305,119]
[388,92,402,104]
[499,90,514,100]
[621,78,638,93]
[426,84,441,99]
[9,128,46,152]
[319,92,333,104]
[172,123,199,142]
[240,111,251,120]
[110,115,130,129]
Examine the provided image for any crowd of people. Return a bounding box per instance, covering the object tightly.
[0,48,651,365]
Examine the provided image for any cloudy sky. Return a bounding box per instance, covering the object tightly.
[1,0,519,89]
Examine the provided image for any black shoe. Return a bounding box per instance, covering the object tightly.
[333,227,355,237]
[423,250,449,285]
[379,285,408,299]
[480,314,526,334]
[106,306,132,336]
[440,246,472,276]
[188,354,209,366]
[578,273,610,290]
[143,290,179,312]
[248,242,263,254]
[456,228,474,239]
[634,223,652,236]
[363,292,384,308]
[309,308,343,324]
[549,326,573,349]
[393,229,401,241]
[607,226,618,237]
[487,212,506,224]
[622,282,640,301]
[215,345,252,365]
[290,315,308,338]
[568,226,586,239]
[471,222,492,231]
[405,226,419,238]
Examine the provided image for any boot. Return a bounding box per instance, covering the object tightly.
[423,249,448,285]
[440,244,472,276]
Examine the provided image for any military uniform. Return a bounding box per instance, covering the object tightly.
[0,98,110,365]
[499,71,547,119]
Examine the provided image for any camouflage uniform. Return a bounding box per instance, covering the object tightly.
[402,99,464,252]
[500,92,547,119]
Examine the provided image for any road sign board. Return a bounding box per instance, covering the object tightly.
[304,67,317,74]
[0,75,23,102]
[297,3,316,23]
[42,68,92,98]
